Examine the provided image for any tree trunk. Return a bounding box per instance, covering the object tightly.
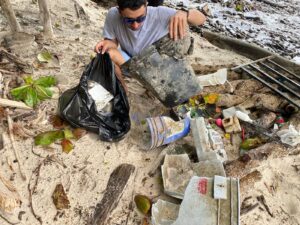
[37,0,53,38]
[0,0,22,33]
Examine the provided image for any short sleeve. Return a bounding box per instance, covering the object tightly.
[103,7,118,40]
[157,6,177,28]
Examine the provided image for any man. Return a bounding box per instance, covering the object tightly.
[94,0,206,84]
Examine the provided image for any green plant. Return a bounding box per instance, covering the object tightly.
[10,75,56,107]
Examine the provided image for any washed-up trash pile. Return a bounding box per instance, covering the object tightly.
[131,56,300,224]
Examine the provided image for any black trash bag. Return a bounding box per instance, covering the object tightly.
[58,53,130,142]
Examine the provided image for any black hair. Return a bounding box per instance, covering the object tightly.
[117,0,147,10]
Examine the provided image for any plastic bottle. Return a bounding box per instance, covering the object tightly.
[137,116,190,150]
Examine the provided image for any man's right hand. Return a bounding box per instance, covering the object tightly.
[94,39,118,54]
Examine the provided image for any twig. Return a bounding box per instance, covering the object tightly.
[74,2,80,18]
[28,157,51,224]
[0,212,19,225]
[3,77,11,99]
[0,48,31,70]
[6,111,26,181]
[257,195,274,217]
[49,155,67,168]
[0,69,15,75]
[241,203,259,215]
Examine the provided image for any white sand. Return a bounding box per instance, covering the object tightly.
[0,1,299,225]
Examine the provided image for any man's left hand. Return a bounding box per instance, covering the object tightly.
[169,10,188,41]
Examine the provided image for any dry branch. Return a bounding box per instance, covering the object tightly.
[0,69,15,75]
[6,112,26,181]
[0,48,31,70]
[0,98,32,110]
[28,157,51,224]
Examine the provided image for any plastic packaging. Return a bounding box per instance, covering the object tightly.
[58,53,130,142]
[87,80,113,112]
[197,68,227,87]
[138,116,190,150]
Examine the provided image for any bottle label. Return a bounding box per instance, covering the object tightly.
[147,117,190,149]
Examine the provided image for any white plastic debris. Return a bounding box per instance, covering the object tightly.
[292,56,300,65]
[152,199,180,225]
[87,81,113,112]
[207,126,228,162]
[223,107,252,122]
[197,68,227,87]
[161,154,194,199]
[172,176,240,225]
[277,125,300,147]
[235,111,253,123]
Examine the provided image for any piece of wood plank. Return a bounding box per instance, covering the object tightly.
[0,98,32,110]
[90,164,135,225]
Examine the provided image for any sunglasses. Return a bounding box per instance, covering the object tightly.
[123,14,147,25]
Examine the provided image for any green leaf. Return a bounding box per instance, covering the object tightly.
[37,51,53,63]
[240,137,263,150]
[24,87,39,108]
[35,85,53,100]
[61,139,74,153]
[34,130,64,146]
[63,129,74,139]
[34,76,56,87]
[24,76,34,85]
[134,195,151,215]
[10,85,30,101]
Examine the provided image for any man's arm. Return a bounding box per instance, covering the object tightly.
[186,9,206,26]
[169,9,206,41]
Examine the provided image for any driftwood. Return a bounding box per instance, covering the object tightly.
[0,98,32,110]
[202,30,300,74]
[90,164,135,225]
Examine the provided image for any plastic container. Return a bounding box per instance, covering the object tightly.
[138,116,190,150]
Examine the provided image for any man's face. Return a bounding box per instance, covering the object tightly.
[120,5,147,31]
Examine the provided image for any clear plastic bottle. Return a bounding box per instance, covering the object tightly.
[136,116,190,150]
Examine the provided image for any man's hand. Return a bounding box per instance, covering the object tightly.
[169,10,188,41]
[94,39,118,54]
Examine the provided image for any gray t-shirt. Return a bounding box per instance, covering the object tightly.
[103,6,176,56]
